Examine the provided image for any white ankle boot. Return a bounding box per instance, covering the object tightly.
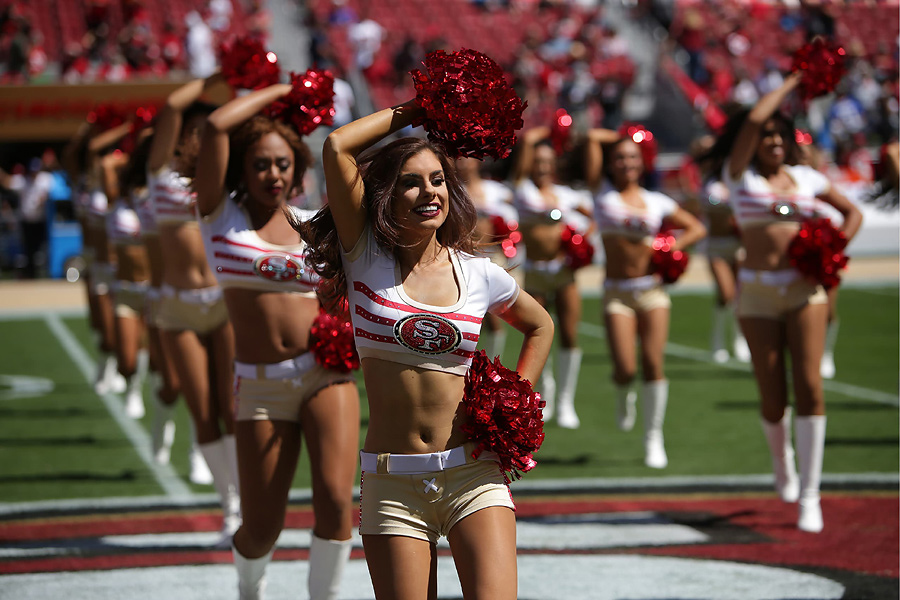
[615,383,637,432]
[199,436,242,547]
[234,545,274,600]
[94,353,126,394]
[711,306,729,363]
[189,426,214,485]
[760,408,800,503]
[152,396,176,465]
[642,380,669,469]
[796,415,826,533]
[124,373,145,419]
[309,535,353,600]
[556,348,582,429]
[539,355,556,422]
[820,319,839,379]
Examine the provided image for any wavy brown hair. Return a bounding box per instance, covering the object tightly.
[227,115,312,198]
[298,137,478,306]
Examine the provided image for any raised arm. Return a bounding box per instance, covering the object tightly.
[728,71,802,180]
[148,74,222,173]
[584,127,619,191]
[511,126,550,184]
[195,84,293,217]
[322,100,421,252]
[100,151,129,202]
[496,290,554,385]
[88,121,132,155]
[667,206,707,252]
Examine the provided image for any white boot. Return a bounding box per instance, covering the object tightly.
[234,544,274,600]
[556,348,582,429]
[760,407,800,503]
[486,328,507,362]
[189,426,214,485]
[820,319,839,379]
[95,353,126,394]
[309,535,353,600]
[124,373,145,419]
[198,437,242,547]
[152,394,176,465]
[615,383,637,432]
[539,354,556,422]
[642,380,669,469]
[711,305,729,363]
[733,330,751,363]
[796,415,827,533]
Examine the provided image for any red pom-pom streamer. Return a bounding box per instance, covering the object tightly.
[550,108,573,155]
[219,36,281,90]
[619,123,658,173]
[650,232,689,284]
[791,38,847,101]
[264,69,335,136]
[788,217,849,289]
[411,48,527,160]
[87,103,128,130]
[560,225,594,270]
[490,215,521,259]
[462,351,545,483]
[309,309,360,373]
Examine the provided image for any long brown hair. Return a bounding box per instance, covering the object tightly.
[299,137,477,304]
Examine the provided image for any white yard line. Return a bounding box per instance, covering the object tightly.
[42,313,192,499]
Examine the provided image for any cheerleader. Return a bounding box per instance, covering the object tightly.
[456,156,517,360]
[586,128,706,468]
[148,73,240,544]
[195,84,361,600]
[704,72,862,531]
[511,126,593,429]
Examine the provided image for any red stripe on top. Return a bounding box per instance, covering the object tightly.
[211,235,305,259]
[355,305,396,327]
[354,328,398,345]
[215,267,255,276]
[462,332,480,342]
[214,251,253,264]
[352,282,483,325]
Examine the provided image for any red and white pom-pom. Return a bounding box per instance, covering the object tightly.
[87,103,128,130]
[791,38,847,101]
[410,48,527,160]
[309,309,360,373]
[462,351,545,483]
[560,225,594,270]
[788,217,849,289]
[219,36,281,90]
[490,215,521,259]
[264,69,335,135]
[619,123,658,173]
[550,108,573,155]
[650,232,689,284]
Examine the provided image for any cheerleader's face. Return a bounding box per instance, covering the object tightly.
[393,150,449,237]
[531,143,557,185]
[609,140,644,187]
[243,132,294,208]
[755,119,788,169]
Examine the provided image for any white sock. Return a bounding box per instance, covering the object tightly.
[556,348,582,429]
[795,415,827,532]
[233,544,274,600]
[308,535,352,600]
[539,353,556,421]
[124,373,145,419]
[642,380,669,469]
[615,383,637,432]
[760,407,799,502]
[486,328,507,361]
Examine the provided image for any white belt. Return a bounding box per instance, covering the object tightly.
[524,256,567,273]
[113,280,151,294]
[360,445,497,475]
[604,275,659,292]
[234,352,317,380]
[146,286,162,301]
[161,284,223,304]
[738,269,799,287]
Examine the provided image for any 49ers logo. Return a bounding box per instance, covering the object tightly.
[254,253,303,282]
[394,314,462,355]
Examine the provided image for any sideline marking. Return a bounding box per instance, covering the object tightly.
[0,374,54,401]
[577,321,900,407]
[42,313,192,499]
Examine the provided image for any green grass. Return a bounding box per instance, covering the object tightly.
[0,286,896,503]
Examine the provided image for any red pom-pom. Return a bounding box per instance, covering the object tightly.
[560,225,594,270]
[490,215,521,259]
[309,309,360,373]
[120,104,158,154]
[791,38,847,101]
[410,48,527,160]
[550,108,573,155]
[650,232,689,284]
[87,103,128,130]
[788,217,849,289]
[264,69,335,135]
[462,351,545,482]
[618,123,658,173]
[219,36,281,90]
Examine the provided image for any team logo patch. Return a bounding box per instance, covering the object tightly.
[393,314,462,355]
[254,253,303,282]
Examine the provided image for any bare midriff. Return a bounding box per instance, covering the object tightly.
[521,219,565,262]
[740,222,800,271]
[114,244,151,282]
[603,235,653,280]
[224,290,318,364]
[158,221,218,289]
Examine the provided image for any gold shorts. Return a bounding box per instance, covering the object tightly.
[156,285,228,334]
[113,281,149,318]
[89,262,114,296]
[359,445,515,544]
[144,287,162,328]
[603,276,671,317]
[523,258,575,297]
[706,236,744,262]
[736,269,828,320]
[233,353,355,422]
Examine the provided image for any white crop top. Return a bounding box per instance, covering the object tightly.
[724,162,830,228]
[199,197,319,295]
[149,165,196,224]
[471,179,516,221]
[106,199,142,245]
[132,188,157,236]
[84,187,109,228]
[513,179,592,232]
[593,185,678,241]
[342,225,520,376]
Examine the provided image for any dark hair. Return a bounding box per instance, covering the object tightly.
[181,101,218,136]
[174,101,218,178]
[697,109,799,179]
[299,137,477,305]
[120,130,154,193]
[227,115,312,198]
